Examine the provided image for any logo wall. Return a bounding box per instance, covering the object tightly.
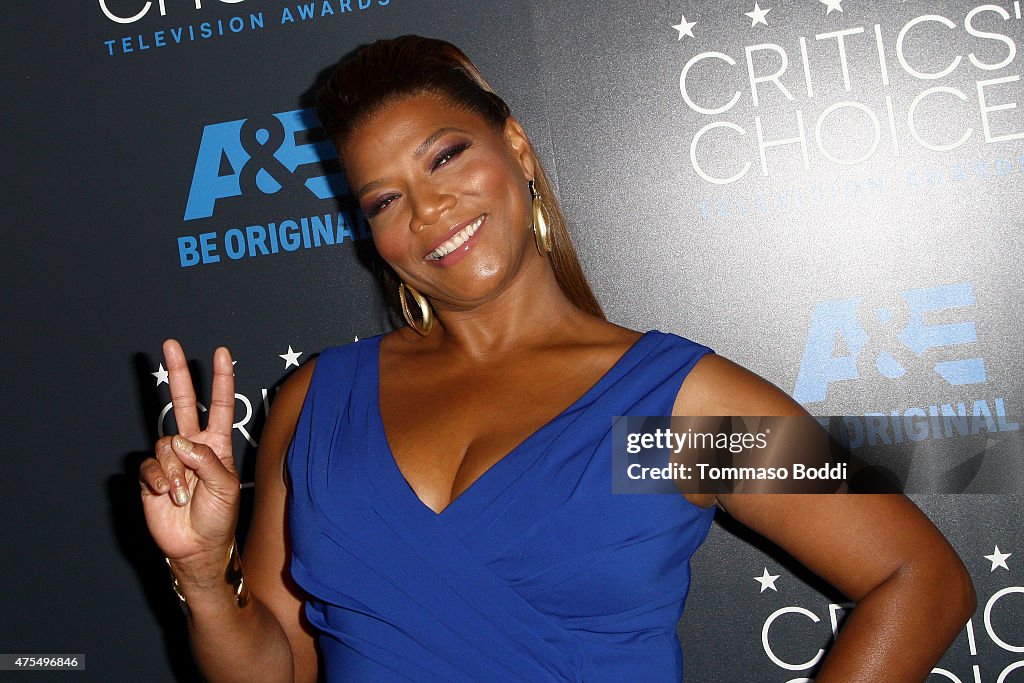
[790,281,1019,491]
[153,342,323,446]
[794,281,997,405]
[177,108,367,267]
[670,1,1023,217]
[751,556,1022,681]
[99,0,395,57]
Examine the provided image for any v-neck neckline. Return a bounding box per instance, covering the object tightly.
[370,331,656,518]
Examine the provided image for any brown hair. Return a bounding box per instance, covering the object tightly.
[315,35,605,319]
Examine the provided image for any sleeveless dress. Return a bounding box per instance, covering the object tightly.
[286,330,716,681]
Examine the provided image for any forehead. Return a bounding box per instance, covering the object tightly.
[342,93,498,181]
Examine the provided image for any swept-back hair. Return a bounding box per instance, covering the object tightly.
[315,35,604,319]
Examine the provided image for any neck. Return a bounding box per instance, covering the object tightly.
[420,251,597,360]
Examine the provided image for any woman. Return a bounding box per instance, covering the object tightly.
[138,36,975,682]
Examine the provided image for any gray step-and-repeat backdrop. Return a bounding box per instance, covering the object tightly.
[4,0,1021,680]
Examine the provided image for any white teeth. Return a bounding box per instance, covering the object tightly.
[427,215,484,260]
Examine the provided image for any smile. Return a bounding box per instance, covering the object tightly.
[425,215,486,261]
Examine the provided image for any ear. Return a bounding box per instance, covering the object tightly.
[503,117,537,180]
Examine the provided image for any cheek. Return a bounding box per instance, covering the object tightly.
[460,154,523,206]
[370,226,407,267]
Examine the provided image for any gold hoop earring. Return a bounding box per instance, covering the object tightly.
[398,282,433,336]
[529,180,552,255]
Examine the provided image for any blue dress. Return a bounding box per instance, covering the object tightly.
[286,330,716,681]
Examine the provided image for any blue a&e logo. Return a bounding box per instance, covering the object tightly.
[184,108,343,220]
[794,282,985,404]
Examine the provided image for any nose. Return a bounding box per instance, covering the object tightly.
[407,185,456,233]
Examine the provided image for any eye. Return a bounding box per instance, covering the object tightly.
[366,193,399,218]
[431,142,470,171]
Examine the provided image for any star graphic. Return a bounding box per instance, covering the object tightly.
[984,546,1011,572]
[672,14,697,40]
[745,3,771,26]
[820,0,844,13]
[151,363,168,387]
[279,345,303,369]
[754,567,781,592]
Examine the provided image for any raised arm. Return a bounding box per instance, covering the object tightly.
[138,341,318,683]
[674,354,976,682]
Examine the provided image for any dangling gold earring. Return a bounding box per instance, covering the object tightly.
[529,180,552,255]
[398,282,433,336]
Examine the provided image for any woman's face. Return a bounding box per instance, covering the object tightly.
[342,93,538,310]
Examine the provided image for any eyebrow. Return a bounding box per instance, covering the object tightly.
[355,126,469,199]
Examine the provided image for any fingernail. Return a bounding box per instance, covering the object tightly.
[172,435,193,455]
[155,478,169,491]
[174,487,189,505]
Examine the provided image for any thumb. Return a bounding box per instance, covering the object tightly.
[171,435,238,500]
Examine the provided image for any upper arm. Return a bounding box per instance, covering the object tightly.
[672,353,807,419]
[241,358,319,683]
[672,353,972,604]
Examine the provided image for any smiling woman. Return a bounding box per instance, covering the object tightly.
[346,95,539,295]
[138,35,976,683]
[317,36,604,323]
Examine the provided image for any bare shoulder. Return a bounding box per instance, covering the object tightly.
[275,357,319,419]
[259,357,319,479]
[672,353,808,417]
[671,353,807,509]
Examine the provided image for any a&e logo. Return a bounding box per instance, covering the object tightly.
[184,108,344,220]
[793,282,985,405]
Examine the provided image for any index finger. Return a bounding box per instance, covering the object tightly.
[163,339,201,436]
[205,346,236,438]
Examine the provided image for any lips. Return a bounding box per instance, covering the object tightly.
[424,214,486,261]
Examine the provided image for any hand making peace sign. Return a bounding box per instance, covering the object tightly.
[138,340,240,573]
